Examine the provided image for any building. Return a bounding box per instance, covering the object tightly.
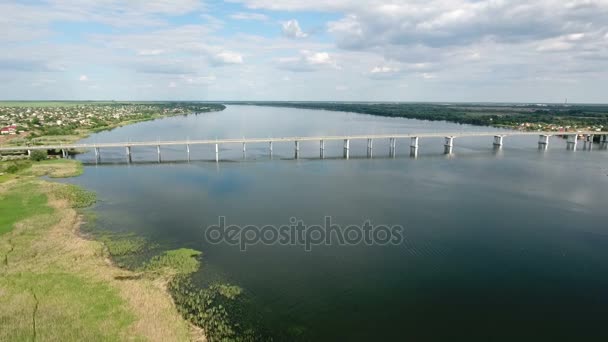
[1,125,17,134]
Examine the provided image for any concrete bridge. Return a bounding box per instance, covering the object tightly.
[1,131,607,162]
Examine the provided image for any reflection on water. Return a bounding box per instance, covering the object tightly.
[70,105,608,341]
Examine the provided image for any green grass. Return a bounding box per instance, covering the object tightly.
[0,184,53,236]
[0,273,135,341]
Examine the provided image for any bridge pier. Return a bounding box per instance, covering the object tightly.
[444,137,454,154]
[269,141,273,157]
[215,144,219,162]
[27,149,31,157]
[583,134,593,151]
[566,135,578,151]
[538,135,550,150]
[94,147,100,162]
[343,139,350,159]
[493,135,504,147]
[410,137,419,158]
[367,138,373,158]
[61,149,68,158]
[157,145,161,163]
[320,140,325,159]
[295,140,300,159]
[389,138,396,157]
[186,144,190,161]
[126,146,132,163]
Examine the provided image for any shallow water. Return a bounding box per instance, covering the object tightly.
[70,105,608,340]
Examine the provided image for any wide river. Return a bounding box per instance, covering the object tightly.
[70,105,608,340]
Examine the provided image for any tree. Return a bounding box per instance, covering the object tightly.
[30,150,48,161]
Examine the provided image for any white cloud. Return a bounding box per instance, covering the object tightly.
[368,66,401,79]
[79,75,88,81]
[137,49,165,56]
[180,75,217,84]
[211,51,244,65]
[168,81,177,88]
[281,20,308,39]
[277,50,338,72]
[230,12,269,21]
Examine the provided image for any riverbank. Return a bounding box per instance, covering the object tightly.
[233,101,607,132]
[0,161,203,341]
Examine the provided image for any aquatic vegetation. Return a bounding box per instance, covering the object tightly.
[51,183,96,208]
[143,248,202,275]
[101,235,147,257]
[169,277,263,342]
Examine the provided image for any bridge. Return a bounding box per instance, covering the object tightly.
[1,131,607,161]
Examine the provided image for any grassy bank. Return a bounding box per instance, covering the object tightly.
[0,160,198,341]
[0,158,263,341]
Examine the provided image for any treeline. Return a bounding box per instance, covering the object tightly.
[232,102,608,129]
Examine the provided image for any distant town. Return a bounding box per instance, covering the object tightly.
[0,102,225,145]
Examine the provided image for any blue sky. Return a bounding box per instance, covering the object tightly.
[1,0,608,102]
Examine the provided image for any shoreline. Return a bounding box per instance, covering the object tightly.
[0,160,205,340]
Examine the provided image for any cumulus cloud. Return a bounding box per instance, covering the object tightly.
[282,20,308,39]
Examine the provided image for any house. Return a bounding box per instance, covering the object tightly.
[1,125,17,134]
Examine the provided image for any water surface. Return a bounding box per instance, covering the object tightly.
[71,105,608,341]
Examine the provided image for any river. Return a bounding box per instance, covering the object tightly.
[69,105,608,340]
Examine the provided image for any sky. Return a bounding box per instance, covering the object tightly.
[1,0,608,103]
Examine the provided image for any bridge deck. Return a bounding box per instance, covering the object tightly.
[0,131,606,151]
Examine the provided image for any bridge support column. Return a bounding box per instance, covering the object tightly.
[94,147,100,162]
[538,135,550,150]
[602,135,608,150]
[320,140,325,159]
[61,149,67,158]
[215,144,219,162]
[367,138,373,158]
[444,137,454,154]
[295,140,300,159]
[269,141,273,157]
[493,135,504,147]
[186,144,190,161]
[343,139,350,159]
[156,145,161,163]
[566,135,578,151]
[410,137,419,158]
[389,138,396,157]
[582,135,590,151]
[126,146,132,163]
[27,149,31,157]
